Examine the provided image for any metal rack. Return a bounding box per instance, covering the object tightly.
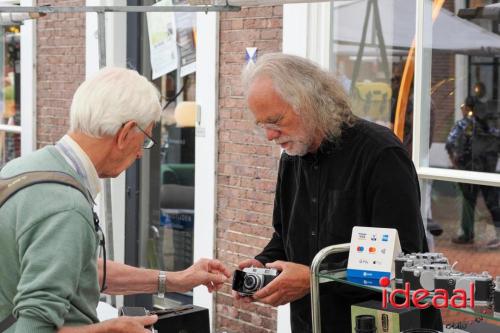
[310,243,351,333]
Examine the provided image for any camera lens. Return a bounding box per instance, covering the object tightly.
[243,274,260,291]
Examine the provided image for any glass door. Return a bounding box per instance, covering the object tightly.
[135,0,198,308]
[0,24,21,167]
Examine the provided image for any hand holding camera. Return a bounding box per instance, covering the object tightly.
[232,260,311,307]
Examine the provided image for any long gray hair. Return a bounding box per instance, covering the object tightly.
[242,53,355,139]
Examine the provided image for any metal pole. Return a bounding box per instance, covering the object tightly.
[310,243,350,333]
[0,5,240,14]
[97,11,106,69]
[96,10,116,306]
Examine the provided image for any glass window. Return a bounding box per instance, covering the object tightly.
[0,24,21,167]
[153,71,196,308]
[423,0,500,175]
[331,0,416,139]
[415,1,500,326]
[330,1,500,327]
[140,0,198,308]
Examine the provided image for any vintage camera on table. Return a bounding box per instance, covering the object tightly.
[401,262,449,291]
[394,252,449,289]
[434,270,494,304]
[395,252,497,306]
[232,267,280,296]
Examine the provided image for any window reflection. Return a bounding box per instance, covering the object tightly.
[0,25,21,167]
[149,72,196,307]
[424,1,500,175]
[0,132,20,167]
[431,179,500,265]
[331,1,500,326]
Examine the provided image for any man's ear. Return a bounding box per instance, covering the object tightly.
[116,121,136,150]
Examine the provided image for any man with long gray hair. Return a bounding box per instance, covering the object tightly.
[0,67,230,333]
[234,53,442,332]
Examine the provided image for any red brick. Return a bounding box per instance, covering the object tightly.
[36,0,85,148]
[217,6,283,332]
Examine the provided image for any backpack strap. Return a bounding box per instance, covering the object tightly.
[0,170,108,322]
[0,313,16,332]
[0,171,93,208]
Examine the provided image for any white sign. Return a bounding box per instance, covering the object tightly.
[146,0,179,79]
[347,226,401,284]
[245,47,258,64]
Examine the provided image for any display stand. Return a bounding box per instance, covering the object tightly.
[309,243,500,333]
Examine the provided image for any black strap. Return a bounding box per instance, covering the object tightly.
[0,314,16,332]
[0,171,93,207]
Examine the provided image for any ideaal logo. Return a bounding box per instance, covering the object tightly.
[379,277,474,309]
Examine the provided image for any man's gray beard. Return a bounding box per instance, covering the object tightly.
[284,141,310,156]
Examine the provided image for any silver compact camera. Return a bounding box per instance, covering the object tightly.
[401,262,450,291]
[232,267,280,296]
[434,270,494,304]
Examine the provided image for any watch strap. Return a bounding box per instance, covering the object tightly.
[157,271,167,298]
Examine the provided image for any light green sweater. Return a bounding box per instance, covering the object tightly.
[0,146,100,333]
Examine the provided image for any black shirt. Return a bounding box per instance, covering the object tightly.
[255,119,441,332]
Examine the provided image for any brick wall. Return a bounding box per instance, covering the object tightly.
[216,6,283,333]
[36,0,86,148]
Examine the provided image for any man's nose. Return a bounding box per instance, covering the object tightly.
[265,128,281,141]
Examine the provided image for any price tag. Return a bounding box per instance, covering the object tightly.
[347,226,401,284]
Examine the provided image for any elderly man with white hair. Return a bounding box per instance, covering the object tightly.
[234,53,442,333]
[0,67,230,333]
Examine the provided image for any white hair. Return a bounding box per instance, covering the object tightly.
[242,53,354,139]
[70,67,161,137]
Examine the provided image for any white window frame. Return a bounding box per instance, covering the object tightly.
[285,0,500,189]
[193,11,219,328]
[0,0,36,156]
[413,0,500,187]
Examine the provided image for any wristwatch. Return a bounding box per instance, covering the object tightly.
[157,271,167,298]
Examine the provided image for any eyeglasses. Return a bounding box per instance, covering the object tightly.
[255,110,288,131]
[136,124,156,149]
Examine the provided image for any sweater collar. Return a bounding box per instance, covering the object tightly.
[55,135,101,200]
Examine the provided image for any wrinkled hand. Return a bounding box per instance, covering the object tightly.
[252,261,310,307]
[180,258,231,293]
[102,315,158,333]
[232,259,264,303]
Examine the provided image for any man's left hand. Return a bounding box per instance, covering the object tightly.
[252,261,310,307]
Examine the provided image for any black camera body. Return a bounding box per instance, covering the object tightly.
[232,267,280,296]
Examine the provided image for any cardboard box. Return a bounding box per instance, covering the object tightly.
[351,300,420,333]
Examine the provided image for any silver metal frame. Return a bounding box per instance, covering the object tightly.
[310,243,350,333]
[0,5,240,14]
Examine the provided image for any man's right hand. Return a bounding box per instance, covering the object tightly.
[103,315,158,333]
[58,315,158,333]
[232,258,264,303]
